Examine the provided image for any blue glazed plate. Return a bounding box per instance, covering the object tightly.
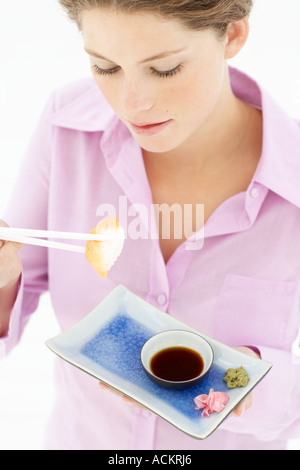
[46,285,272,440]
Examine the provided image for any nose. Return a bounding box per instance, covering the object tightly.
[121,78,154,117]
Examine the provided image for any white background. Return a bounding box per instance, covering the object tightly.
[0,0,300,450]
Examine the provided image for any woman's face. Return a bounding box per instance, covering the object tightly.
[81,9,228,154]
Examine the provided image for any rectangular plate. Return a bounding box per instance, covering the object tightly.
[46,285,272,440]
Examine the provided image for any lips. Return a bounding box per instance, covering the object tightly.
[129,119,171,136]
[131,121,165,127]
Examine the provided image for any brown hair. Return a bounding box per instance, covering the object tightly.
[58,0,253,37]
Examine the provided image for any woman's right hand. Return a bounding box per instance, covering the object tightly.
[0,220,23,290]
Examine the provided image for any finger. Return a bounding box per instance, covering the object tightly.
[98,382,121,396]
[121,395,147,410]
[0,220,8,249]
[232,402,245,417]
[8,240,23,252]
[99,382,148,410]
[232,394,253,417]
[0,221,23,252]
[0,240,23,258]
[99,382,129,401]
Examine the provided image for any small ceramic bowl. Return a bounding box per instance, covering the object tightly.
[140,330,214,389]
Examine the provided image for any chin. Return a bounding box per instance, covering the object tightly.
[134,135,184,154]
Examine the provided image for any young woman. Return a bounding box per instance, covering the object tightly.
[1,0,300,450]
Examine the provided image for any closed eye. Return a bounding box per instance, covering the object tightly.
[92,63,183,78]
[150,64,183,78]
[92,64,120,76]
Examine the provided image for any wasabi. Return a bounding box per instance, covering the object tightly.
[223,366,250,389]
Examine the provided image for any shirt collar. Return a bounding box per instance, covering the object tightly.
[49,78,115,132]
[230,67,300,209]
[50,70,300,209]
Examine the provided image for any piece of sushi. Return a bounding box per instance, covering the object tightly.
[85,217,125,278]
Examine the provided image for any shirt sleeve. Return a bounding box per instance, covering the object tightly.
[221,343,300,442]
[0,96,55,357]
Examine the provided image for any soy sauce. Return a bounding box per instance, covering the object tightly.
[150,346,204,382]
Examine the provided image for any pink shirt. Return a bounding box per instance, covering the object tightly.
[2,67,300,450]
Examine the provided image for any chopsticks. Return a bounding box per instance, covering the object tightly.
[0,227,116,253]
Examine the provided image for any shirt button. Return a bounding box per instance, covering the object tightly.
[249,185,260,199]
[157,294,167,306]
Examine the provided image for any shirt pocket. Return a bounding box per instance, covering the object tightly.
[213,273,297,349]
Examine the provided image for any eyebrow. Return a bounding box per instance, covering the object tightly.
[84,47,187,64]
